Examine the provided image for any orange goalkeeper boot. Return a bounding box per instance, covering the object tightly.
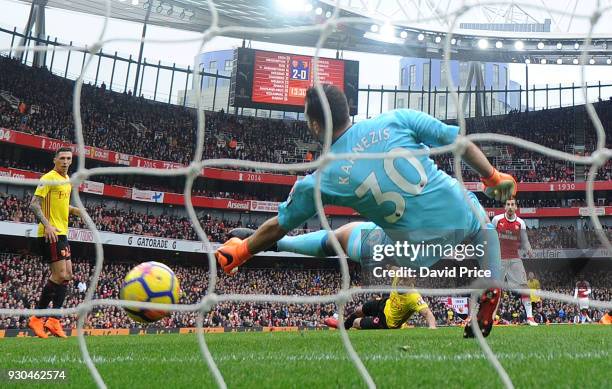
[28,316,48,339]
[44,317,67,338]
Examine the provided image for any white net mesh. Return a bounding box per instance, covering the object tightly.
[1,1,611,388]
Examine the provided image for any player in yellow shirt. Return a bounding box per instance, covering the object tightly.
[329,274,437,330]
[28,147,82,338]
[527,272,542,311]
[447,309,455,325]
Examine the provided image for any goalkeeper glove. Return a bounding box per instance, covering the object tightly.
[215,237,252,275]
[481,169,517,202]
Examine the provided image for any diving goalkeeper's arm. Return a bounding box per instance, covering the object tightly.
[399,109,517,202]
[215,114,517,275]
[214,216,286,275]
[215,172,318,275]
[461,141,517,202]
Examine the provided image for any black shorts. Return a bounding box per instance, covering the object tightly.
[38,235,71,263]
[360,298,389,329]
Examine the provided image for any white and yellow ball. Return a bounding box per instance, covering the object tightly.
[119,261,180,323]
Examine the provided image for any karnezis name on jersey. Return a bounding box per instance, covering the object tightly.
[338,129,390,185]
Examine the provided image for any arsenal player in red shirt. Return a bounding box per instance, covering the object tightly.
[492,197,537,326]
[574,279,592,323]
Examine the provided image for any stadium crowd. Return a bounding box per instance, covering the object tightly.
[0,56,315,166]
[497,270,611,325]
[525,225,578,249]
[1,56,610,332]
[0,193,252,242]
[0,253,356,330]
[0,252,610,330]
[2,56,611,181]
[0,157,603,208]
[1,192,605,249]
[0,156,288,202]
[477,197,592,208]
[584,225,612,248]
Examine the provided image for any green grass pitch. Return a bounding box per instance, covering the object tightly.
[1,325,609,388]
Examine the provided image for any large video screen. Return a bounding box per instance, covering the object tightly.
[252,51,345,106]
[231,48,359,115]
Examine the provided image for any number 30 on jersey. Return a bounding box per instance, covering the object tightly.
[355,148,428,223]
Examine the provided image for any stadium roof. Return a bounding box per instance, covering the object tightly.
[19,1,345,42]
[15,0,612,62]
[20,0,405,55]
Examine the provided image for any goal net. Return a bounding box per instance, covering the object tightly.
[0,1,611,388]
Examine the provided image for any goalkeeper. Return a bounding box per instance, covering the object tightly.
[216,84,517,337]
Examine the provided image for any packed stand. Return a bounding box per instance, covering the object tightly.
[0,57,318,167]
[3,156,583,206]
[0,157,288,202]
[0,193,252,243]
[0,253,357,330]
[583,225,612,248]
[0,252,610,330]
[442,102,612,181]
[496,270,611,325]
[1,192,602,250]
[478,197,590,208]
[2,56,611,180]
[525,225,578,249]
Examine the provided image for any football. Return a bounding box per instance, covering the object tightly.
[119,262,181,323]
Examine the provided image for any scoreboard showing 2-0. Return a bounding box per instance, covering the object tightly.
[231,48,359,115]
[252,52,345,106]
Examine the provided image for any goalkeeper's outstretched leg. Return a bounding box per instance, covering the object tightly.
[230,220,498,336]
[229,222,360,261]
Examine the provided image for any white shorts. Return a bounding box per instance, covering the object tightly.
[502,259,528,289]
[578,298,589,310]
